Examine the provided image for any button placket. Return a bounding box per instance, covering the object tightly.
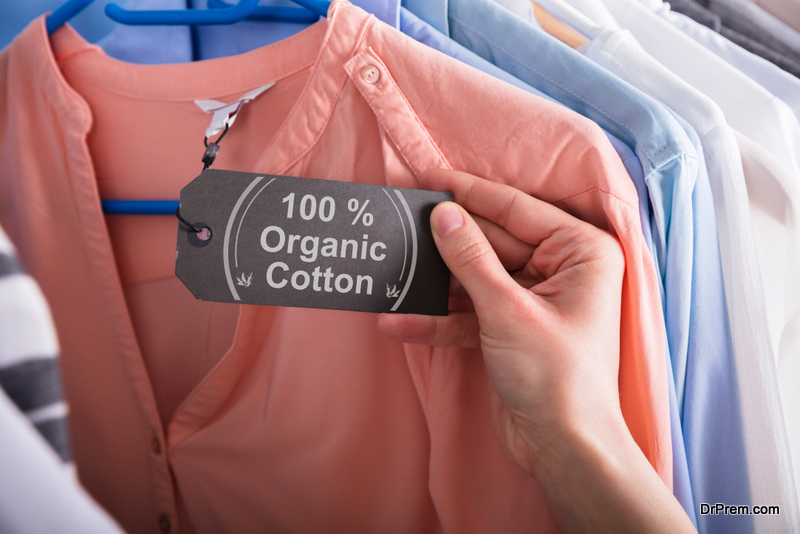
[149,429,178,532]
[345,48,451,179]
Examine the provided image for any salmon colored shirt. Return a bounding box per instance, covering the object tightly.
[0,2,670,532]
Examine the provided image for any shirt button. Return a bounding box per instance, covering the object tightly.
[361,65,380,84]
[151,436,161,455]
[158,514,171,533]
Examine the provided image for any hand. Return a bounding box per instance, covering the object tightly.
[378,169,695,533]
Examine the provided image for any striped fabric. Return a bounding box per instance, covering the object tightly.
[0,225,71,463]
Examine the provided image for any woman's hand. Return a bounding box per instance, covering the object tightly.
[378,169,695,533]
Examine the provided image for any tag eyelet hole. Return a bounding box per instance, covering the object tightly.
[187,223,213,248]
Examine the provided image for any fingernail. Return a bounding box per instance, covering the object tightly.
[432,203,463,238]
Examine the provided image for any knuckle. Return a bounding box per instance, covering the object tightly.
[459,179,478,207]
[496,189,520,229]
[577,226,625,280]
[451,238,492,271]
[424,317,439,345]
[594,231,625,273]
[454,315,474,347]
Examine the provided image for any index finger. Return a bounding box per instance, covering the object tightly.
[421,168,584,246]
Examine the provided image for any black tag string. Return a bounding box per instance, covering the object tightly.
[176,123,229,235]
[175,207,202,233]
[202,122,229,170]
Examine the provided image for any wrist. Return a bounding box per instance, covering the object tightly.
[529,409,633,487]
[528,413,651,532]
[527,412,695,533]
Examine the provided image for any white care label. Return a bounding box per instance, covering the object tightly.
[194,83,275,138]
[175,169,452,315]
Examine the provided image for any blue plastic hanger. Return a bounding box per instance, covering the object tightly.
[280,0,330,17]
[47,0,95,34]
[47,0,330,214]
[104,0,260,25]
[47,0,261,34]
[207,0,321,22]
[47,0,331,32]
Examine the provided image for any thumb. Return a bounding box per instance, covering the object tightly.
[431,202,523,311]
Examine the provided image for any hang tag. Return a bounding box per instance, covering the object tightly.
[175,169,452,315]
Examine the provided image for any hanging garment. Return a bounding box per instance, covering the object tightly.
[733,130,800,520]
[0,226,71,464]
[668,0,800,78]
[100,0,673,484]
[664,6,800,120]
[92,0,667,462]
[101,0,678,509]
[0,2,670,532]
[566,1,800,529]
[89,0,666,472]
[100,0,677,518]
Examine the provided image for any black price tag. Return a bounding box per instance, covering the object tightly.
[175,169,452,315]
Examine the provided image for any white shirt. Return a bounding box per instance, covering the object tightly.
[736,130,800,513]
